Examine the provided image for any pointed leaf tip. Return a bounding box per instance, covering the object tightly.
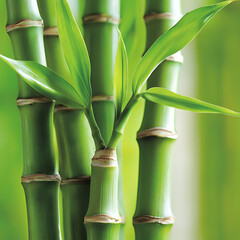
[140,87,240,117]
[132,1,233,94]
[0,54,84,108]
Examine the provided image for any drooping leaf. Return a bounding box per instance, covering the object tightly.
[0,54,83,108]
[132,1,233,94]
[140,87,240,117]
[113,29,128,118]
[56,0,91,107]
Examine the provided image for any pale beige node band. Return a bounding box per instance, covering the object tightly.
[91,95,114,102]
[84,214,121,224]
[17,97,52,106]
[133,215,175,225]
[166,52,184,63]
[137,127,178,139]
[21,174,61,183]
[61,176,91,185]
[83,14,120,25]
[44,26,58,36]
[144,12,182,22]
[54,105,80,112]
[91,149,118,167]
[6,19,44,33]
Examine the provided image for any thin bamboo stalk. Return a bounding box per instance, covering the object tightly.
[36,0,94,239]
[133,1,182,239]
[6,0,61,239]
[82,1,121,238]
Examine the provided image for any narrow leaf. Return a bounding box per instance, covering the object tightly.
[0,54,83,108]
[56,0,91,107]
[132,1,233,94]
[140,87,240,117]
[113,29,128,118]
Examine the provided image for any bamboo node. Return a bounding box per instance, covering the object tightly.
[84,214,121,224]
[17,97,52,106]
[44,26,58,36]
[166,52,184,63]
[6,19,44,33]
[91,149,117,168]
[144,12,182,22]
[137,127,178,139]
[21,174,61,183]
[54,105,80,112]
[61,176,91,185]
[83,14,120,25]
[91,95,114,102]
[133,215,175,225]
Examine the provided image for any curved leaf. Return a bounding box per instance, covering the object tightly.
[0,54,83,108]
[140,87,240,117]
[113,29,128,118]
[132,1,233,94]
[56,0,91,107]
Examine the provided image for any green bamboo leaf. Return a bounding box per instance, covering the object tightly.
[0,54,83,108]
[132,1,233,94]
[113,29,128,118]
[140,87,240,117]
[56,0,91,107]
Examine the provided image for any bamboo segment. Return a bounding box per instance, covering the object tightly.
[6,0,61,239]
[134,0,182,239]
[83,1,121,238]
[85,149,121,240]
[36,0,94,239]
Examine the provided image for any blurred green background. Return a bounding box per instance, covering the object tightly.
[1,0,240,239]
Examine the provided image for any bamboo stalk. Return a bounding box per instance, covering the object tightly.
[36,0,94,239]
[82,1,121,238]
[5,0,61,239]
[133,1,182,239]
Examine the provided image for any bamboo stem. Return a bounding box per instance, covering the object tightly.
[83,0,121,238]
[133,0,182,239]
[36,0,94,239]
[6,0,61,239]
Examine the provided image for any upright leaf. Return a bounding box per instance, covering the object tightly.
[56,0,91,107]
[0,54,83,108]
[140,87,240,117]
[113,29,128,118]
[132,1,233,94]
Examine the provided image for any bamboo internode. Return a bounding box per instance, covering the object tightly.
[166,52,184,63]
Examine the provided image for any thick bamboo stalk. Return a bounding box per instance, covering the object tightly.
[83,1,121,239]
[36,0,94,239]
[133,1,182,239]
[6,0,61,239]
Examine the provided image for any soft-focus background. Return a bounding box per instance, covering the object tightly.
[1,0,240,239]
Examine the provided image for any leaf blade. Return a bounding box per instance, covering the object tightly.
[140,87,240,117]
[0,54,83,108]
[56,0,91,107]
[113,29,128,118]
[132,1,233,94]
